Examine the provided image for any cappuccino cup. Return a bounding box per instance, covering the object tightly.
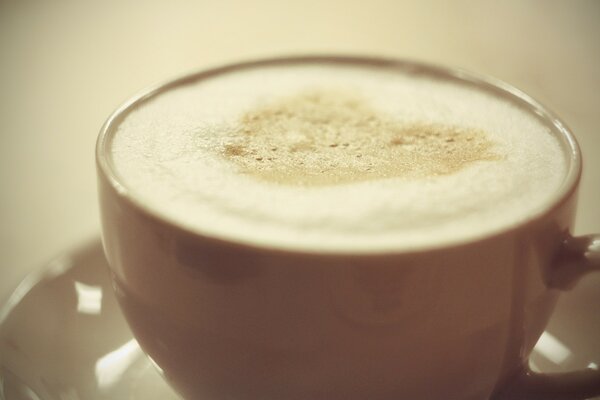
[96,56,600,399]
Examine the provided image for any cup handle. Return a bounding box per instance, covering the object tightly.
[492,234,600,400]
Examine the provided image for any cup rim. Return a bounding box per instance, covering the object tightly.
[96,54,582,256]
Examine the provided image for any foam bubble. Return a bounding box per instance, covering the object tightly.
[110,62,567,251]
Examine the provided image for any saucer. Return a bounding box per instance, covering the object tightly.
[0,239,179,400]
[1,239,599,400]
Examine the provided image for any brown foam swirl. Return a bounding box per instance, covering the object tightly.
[222,90,501,185]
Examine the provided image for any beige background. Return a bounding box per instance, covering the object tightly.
[0,0,599,303]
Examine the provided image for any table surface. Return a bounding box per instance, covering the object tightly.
[1,0,599,303]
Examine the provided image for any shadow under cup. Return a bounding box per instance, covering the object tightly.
[96,56,582,400]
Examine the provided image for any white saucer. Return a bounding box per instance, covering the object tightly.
[1,239,599,400]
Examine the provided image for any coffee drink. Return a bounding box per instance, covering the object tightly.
[99,57,599,400]
[109,61,566,251]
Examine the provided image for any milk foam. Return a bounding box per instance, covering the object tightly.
[110,63,567,251]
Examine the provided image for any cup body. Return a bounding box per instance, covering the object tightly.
[97,56,581,400]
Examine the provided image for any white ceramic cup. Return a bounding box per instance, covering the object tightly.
[96,56,600,400]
